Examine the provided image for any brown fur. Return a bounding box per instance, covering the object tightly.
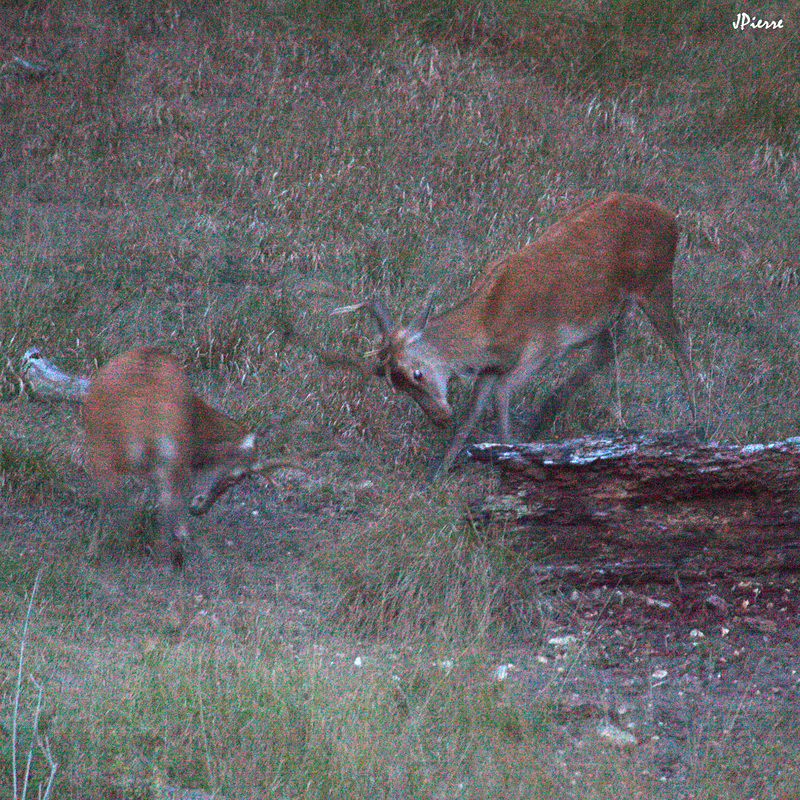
[83,348,257,568]
[369,193,697,476]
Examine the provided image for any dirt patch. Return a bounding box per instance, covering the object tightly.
[519,575,800,795]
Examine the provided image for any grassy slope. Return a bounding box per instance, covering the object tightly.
[1,1,799,797]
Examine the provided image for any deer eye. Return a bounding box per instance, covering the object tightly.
[412,368,424,383]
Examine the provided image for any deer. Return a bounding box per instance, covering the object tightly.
[343,192,698,477]
[81,347,258,569]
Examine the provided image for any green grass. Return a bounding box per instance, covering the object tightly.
[0,559,555,799]
[4,560,798,798]
[60,639,553,798]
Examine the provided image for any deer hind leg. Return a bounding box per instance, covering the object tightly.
[432,372,498,478]
[86,461,123,562]
[528,330,615,439]
[638,281,698,425]
[88,498,107,562]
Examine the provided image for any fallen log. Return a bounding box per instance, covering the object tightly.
[20,347,90,402]
[469,430,800,587]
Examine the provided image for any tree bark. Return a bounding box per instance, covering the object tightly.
[469,430,800,587]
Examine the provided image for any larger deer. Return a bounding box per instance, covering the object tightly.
[348,192,697,476]
[81,348,258,569]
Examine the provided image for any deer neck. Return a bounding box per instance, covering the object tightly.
[423,303,495,379]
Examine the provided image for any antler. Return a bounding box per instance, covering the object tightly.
[332,300,395,340]
[412,287,437,331]
[282,321,376,381]
[334,289,436,336]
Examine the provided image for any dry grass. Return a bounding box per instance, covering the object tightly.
[1,0,799,796]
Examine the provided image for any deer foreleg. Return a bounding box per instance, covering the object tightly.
[432,372,498,477]
[529,330,615,439]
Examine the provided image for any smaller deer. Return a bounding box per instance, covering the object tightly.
[346,192,698,477]
[82,347,257,569]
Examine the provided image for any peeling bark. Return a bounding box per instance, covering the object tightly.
[469,430,800,587]
[20,347,90,402]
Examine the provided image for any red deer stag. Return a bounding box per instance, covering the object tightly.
[348,192,697,476]
[82,347,257,569]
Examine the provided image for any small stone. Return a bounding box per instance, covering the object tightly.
[597,722,638,748]
[705,594,729,614]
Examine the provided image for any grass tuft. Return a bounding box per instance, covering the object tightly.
[0,441,64,501]
[321,490,531,641]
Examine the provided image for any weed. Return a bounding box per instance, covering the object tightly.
[4,569,58,799]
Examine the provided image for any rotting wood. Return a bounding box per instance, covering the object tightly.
[469,430,800,587]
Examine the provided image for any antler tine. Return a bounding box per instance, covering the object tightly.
[332,299,395,339]
[366,299,395,339]
[413,286,437,331]
[331,301,369,315]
